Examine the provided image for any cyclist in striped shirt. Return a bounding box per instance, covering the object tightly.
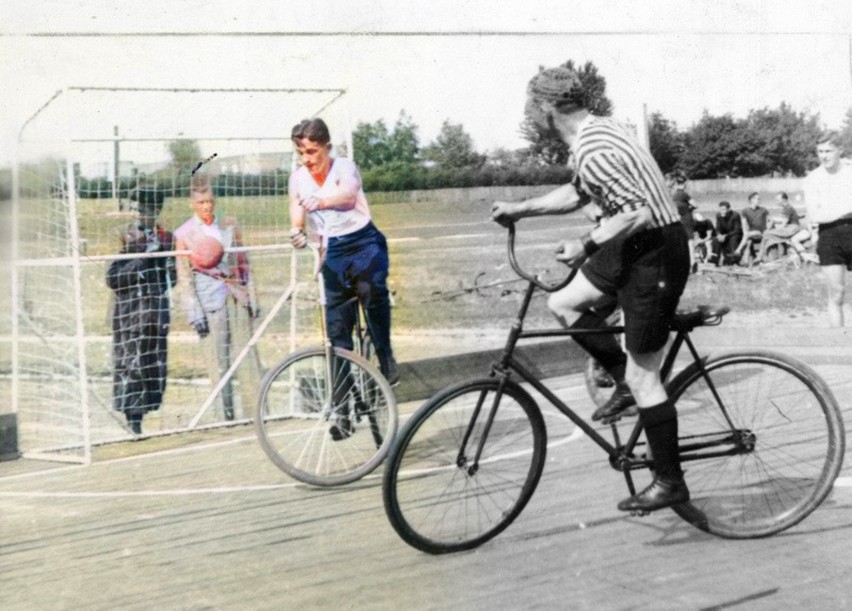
[492,65,691,512]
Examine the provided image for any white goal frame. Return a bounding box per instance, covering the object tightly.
[11,86,352,463]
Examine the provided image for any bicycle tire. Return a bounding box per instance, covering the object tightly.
[256,346,398,486]
[383,378,546,554]
[666,350,845,538]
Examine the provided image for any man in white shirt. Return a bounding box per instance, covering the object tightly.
[804,131,852,327]
[175,177,262,420]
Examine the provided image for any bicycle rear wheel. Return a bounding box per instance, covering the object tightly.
[667,351,845,538]
[383,378,546,554]
[256,347,398,486]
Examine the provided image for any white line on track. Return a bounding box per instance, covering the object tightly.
[5,396,847,497]
[0,483,304,498]
[0,434,261,483]
[442,233,489,240]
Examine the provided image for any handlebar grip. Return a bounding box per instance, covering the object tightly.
[506,222,577,292]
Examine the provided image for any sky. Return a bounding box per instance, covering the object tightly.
[1,0,851,170]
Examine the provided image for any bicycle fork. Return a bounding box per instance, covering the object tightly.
[456,377,510,476]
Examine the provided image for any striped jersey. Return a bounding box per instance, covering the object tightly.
[573,115,679,228]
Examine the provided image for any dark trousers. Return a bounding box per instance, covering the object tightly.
[712,232,742,262]
[321,223,394,367]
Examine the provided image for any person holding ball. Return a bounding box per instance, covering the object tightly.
[175,175,262,421]
[288,118,398,439]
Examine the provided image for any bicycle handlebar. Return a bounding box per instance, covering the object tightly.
[506,222,578,293]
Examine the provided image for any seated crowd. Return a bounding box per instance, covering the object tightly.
[687,191,816,268]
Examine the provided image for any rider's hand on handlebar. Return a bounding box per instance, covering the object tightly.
[491,201,522,227]
[555,239,587,269]
[290,228,308,249]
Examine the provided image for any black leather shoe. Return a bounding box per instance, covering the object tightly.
[329,415,354,441]
[381,357,400,386]
[591,382,637,424]
[617,475,690,512]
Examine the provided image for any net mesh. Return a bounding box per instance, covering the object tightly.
[13,87,349,461]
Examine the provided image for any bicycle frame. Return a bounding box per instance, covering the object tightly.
[467,222,740,495]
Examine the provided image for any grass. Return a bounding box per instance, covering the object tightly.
[4,189,834,447]
[5,190,829,374]
[682,264,825,314]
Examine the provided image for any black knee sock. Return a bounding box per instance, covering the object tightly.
[639,400,682,480]
[569,309,627,380]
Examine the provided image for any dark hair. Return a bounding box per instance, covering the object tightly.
[748,192,759,202]
[291,118,331,145]
[777,191,789,201]
[719,200,731,209]
[817,129,842,147]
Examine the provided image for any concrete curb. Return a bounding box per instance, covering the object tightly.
[393,326,852,403]
[394,339,586,403]
[0,413,20,461]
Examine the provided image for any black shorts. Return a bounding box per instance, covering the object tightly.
[582,223,690,354]
[817,220,852,270]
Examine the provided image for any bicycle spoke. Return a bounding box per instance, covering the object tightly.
[384,379,546,553]
[257,348,397,486]
[669,352,843,538]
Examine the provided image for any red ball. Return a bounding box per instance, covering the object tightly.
[189,236,225,270]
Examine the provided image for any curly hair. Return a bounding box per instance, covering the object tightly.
[527,66,585,112]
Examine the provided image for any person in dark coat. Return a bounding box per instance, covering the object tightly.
[106,198,176,434]
[710,200,744,265]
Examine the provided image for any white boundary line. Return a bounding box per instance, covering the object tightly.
[3,386,849,496]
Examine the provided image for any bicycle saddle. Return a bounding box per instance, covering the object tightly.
[669,305,730,331]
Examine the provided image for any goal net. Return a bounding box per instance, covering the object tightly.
[12,86,351,463]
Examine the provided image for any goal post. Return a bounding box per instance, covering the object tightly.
[12,86,352,463]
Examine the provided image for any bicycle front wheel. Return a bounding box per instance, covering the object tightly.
[256,347,398,486]
[668,351,845,538]
[383,378,546,554]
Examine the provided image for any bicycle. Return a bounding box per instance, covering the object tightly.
[382,222,845,554]
[256,246,398,486]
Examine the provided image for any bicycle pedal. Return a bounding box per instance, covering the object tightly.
[630,509,650,517]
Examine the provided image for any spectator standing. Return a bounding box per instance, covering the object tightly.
[672,175,698,271]
[106,197,176,434]
[174,176,262,420]
[803,130,852,327]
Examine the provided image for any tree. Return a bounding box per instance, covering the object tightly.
[520,60,613,165]
[744,103,822,176]
[352,111,420,169]
[422,120,484,168]
[678,112,743,179]
[167,139,202,174]
[388,111,420,165]
[647,112,684,176]
[353,119,392,169]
